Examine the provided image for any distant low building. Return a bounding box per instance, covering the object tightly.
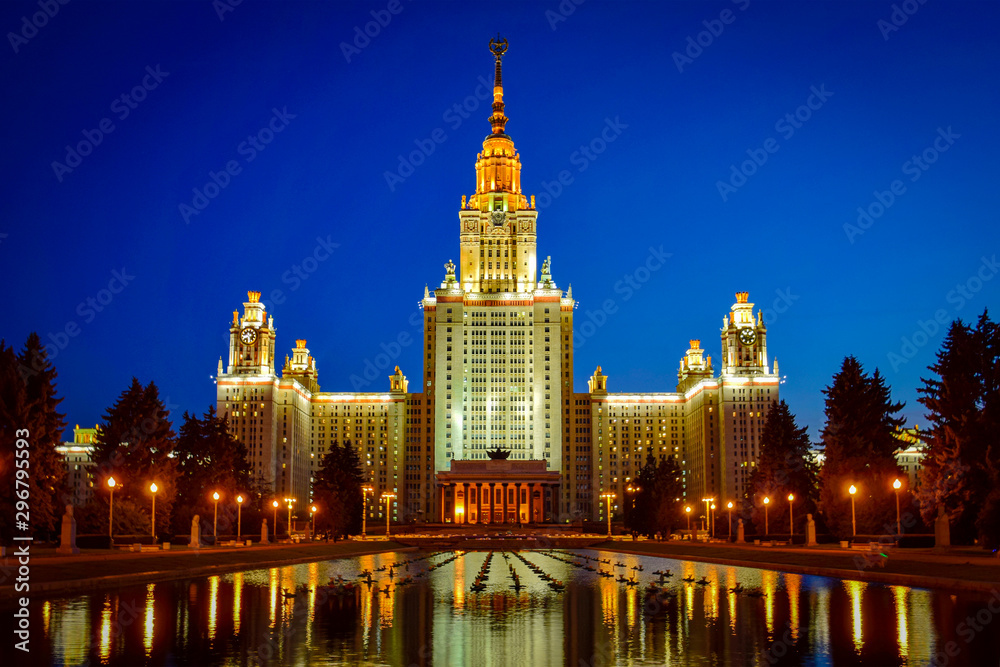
[57,424,98,506]
[894,426,926,490]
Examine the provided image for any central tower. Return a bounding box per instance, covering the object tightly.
[425,38,575,517]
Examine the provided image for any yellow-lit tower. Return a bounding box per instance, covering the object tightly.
[424,37,576,517]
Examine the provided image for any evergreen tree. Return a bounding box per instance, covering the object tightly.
[745,400,818,535]
[0,335,69,537]
[627,452,684,537]
[171,406,255,536]
[92,378,177,537]
[819,356,905,539]
[917,312,1000,545]
[626,452,658,536]
[312,440,365,536]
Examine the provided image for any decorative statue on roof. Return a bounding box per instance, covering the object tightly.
[486,447,511,460]
[445,259,456,277]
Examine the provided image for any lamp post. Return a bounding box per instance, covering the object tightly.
[702,498,714,535]
[272,500,279,539]
[149,482,158,539]
[726,501,733,540]
[285,498,295,537]
[310,505,318,539]
[893,478,902,538]
[763,496,770,536]
[212,491,220,542]
[849,484,857,538]
[381,492,396,538]
[361,485,374,539]
[711,503,717,537]
[236,495,244,541]
[685,506,691,532]
[107,477,117,544]
[787,494,795,535]
[626,485,640,526]
[600,492,615,538]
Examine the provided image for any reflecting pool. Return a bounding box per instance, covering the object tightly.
[9,549,1000,666]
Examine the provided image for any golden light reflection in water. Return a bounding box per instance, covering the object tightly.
[453,552,465,609]
[724,568,738,632]
[307,562,319,645]
[893,586,908,659]
[233,571,243,635]
[844,580,866,653]
[626,586,638,628]
[600,570,618,627]
[208,575,219,641]
[908,587,934,661]
[99,598,112,664]
[785,573,801,641]
[762,570,778,634]
[704,566,719,622]
[144,583,155,657]
[269,567,278,628]
[682,561,696,621]
[42,600,50,636]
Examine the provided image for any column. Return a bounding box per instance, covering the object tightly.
[476,482,483,524]
[462,482,469,524]
[439,484,446,523]
[515,483,522,524]
[528,483,535,524]
[501,483,508,524]
[552,483,560,522]
[488,483,495,525]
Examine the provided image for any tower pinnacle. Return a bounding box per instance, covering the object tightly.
[488,34,509,136]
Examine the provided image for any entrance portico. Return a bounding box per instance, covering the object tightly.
[437,459,561,524]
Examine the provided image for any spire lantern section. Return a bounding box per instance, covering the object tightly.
[461,37,538,294]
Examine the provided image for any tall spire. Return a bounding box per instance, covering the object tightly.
[488,34,509,136]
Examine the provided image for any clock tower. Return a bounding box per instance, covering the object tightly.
[720,291,769,375]
[227,290,277,376]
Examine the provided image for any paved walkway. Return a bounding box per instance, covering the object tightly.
[590,540,1000,592]
[0,540,409,602]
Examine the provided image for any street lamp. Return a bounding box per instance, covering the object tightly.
[600,492,615,538]
[272,499,279,539]
[711,503,717,537]
[236,495,244,541]
[361,485,374,539]
[702,498,714,535]
[893,478,902,538]
[310,505,318,539]
[212,491,221,541]
[726,501,733,539]
[107,477,117,545]
[788,493,795,535]
[626,485,640,525]
[381,492,396,538]
[763,496,770,536]
[849,484,857,538]
[285,498,295,538]
[149,482,158,539]
[685,506,691,532]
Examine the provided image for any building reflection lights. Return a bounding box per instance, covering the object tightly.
[269,568,279,628]
[144,583,155,657]
[233,571,243,635]
[762,570,778,634]
[99,598,112,664]
[785,573,801,641]
[844,580,866,653]
[208,575,219,641]
[893,586,908,659]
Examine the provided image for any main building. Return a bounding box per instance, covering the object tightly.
[214,39,780,526]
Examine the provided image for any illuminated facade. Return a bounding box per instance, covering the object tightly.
[214,39,779,525]
[57,424,99,506]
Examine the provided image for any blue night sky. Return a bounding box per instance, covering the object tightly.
[2,0,998,442]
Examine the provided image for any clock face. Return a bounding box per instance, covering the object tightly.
[240,327,258,345]
[738,328,757,346]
